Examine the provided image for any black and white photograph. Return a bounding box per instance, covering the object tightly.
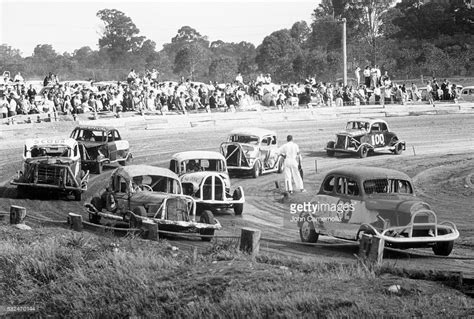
[0,0,473,317]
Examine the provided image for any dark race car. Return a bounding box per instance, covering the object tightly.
[70,125,132,174]
[325,118,406,158]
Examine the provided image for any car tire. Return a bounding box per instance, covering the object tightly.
[130,207,146,229]
[326,141,336,157]
[95,162,103,174]
[73,191,82,201]
[277,156,285,173]
[299,218,319,243]
[358,145,369,158]
[394,143,403,155]
[432,229,454,256]
[89,196,102,224]
[252,161,260,178]
[199,210,215,241]
[232,188,244,216]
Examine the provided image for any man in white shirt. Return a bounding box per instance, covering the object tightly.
[278,135,305,193]
[235,73,243,84]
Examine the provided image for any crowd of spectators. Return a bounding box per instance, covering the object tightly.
[0,67,464,119]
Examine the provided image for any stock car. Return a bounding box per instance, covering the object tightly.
[325,118,405,158]
[170,151,245,215]
[70,125,132,174]
[297,166,459,256]
[220,128,284,178]
[85,165,221,241]
[11,138,89,201]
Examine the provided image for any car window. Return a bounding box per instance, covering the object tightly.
[169,160,178,174]
[322,175,335,192]
[271,136,277,145]
[108,131,114,142]
[261,136,272,146]
[335,177,359,196]
[114,130,121,141]
[364,179,389,194]
[370,123,381,132]
[379,122,388,131]
[119,177,128,193]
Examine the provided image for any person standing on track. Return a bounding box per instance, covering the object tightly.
[278,135,306,194]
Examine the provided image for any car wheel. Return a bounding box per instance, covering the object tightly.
[89,197,102,224]
[394,143,403,155]
[199,210,215,241]
[299,218,319,243]
[73,191,82,201]
[232,188,244,215]
[432,241,454,256]
[358,145,369,158]
[277,156,285,173]
[252,161,260,178]
[130,207,145,228]
[95,162,103,174]
[326,141,335,157]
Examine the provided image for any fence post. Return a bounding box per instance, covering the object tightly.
[68,213,83,232]
[142,220,158,241]
[240,227,261,258]
[10,205,26,224]
[358,233,384,266]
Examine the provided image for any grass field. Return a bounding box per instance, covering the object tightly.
[0,225,472,318]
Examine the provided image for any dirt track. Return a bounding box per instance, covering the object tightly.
[0,113,473,276]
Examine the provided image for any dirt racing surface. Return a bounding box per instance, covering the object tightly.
[0,113,473,277]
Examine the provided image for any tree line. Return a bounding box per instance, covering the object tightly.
[1,0,472,83]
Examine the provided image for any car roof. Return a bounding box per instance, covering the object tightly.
[171,151,225,162]
[24,137,77,149]
[462,86,474,90]
[114,165,179,180]
[348,118,388,125]
[73,125,115,132]
[229,127,277,137]
[326,166,411,181]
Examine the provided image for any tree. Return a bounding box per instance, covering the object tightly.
[290,21,311,46]
[347,0,396,65]
[208,56,238,82]
[255,29,301,80]
[173,43,209,80]
[96,9,145,62]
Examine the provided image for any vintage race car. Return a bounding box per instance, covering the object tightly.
[11,138,89,201]
[220,128,284,178]
[297,166,459,256]
[170,151,245,215]
[70,125,132,174]
[325,118,405,158]
[85,165,221,241]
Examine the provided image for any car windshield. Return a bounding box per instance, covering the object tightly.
[229,135,259,145]
[364,178,413,195]
[71,129,106,142]
[346,121,369,131]
[29,145,71,158]
[131,175,181,194]
[183,159,226,173]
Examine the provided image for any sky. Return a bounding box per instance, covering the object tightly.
[0,0,319,57]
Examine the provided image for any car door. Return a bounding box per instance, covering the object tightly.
[369,122,386,148]
[113,175,130,212]
[259,135,273,166]
[107,130,117,161]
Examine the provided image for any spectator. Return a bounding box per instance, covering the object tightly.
[363,66,371,87]
[27,84,37,102]
[426,81,434,106]
[235,73,243,84]
[13,72,24,83]
[355,66,361,86]
[0,95,8,118]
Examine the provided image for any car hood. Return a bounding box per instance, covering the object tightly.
[25,156,75,165]
[131,190,171,204]
[181,171,230,187]
[338,129,367,137]
[365,196,433,226]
